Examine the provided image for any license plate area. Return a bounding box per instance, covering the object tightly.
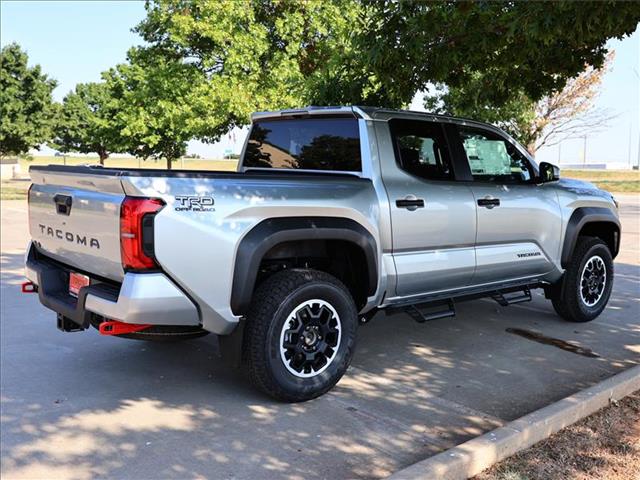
[69,272,90,297]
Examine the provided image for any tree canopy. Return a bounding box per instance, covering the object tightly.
[424,51,617,153]
[51,82,121,164]
[103,48,203,168]
[3,2,639,165]
[132,0,362,141]
[359,1,640,107]
[125,0,640,150]
[0,43,57,158]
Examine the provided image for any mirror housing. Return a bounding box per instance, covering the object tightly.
[539,162,560,183]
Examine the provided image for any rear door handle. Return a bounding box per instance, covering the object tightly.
[477,197,500,209]
[396,196,425,211]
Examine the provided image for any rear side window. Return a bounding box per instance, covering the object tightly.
[243,117,361,172]
[390,119,453,181]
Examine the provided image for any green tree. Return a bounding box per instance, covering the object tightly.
[52,82,121,164]
[103,49,199,169]
[132,0,365,141]
[0,43,57,159]
[130,0,640,144]
[359,1,640,108]
[425,53,616,154]
[424,77,537,148]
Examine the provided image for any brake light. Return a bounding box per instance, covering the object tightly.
[120,196,164,270]
[27,183,34,237]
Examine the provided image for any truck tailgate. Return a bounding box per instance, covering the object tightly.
[28,167,125,281]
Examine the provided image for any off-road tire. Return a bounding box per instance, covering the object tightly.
[551,237,614,323]
[244,269,358,402]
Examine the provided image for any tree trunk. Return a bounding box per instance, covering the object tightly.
[166,157,172,170]
[98,150,109,166]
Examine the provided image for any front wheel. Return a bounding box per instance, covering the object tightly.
[551,237,614,322]
[244,269,358,402]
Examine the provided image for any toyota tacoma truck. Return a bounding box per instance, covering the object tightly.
[24,106,621,402]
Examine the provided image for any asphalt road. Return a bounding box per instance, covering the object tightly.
[1,196,638,480]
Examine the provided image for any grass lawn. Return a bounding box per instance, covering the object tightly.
[474,390,639,480]
[562,169,640,193]
[18,155,239,172]
[0,180,30,200]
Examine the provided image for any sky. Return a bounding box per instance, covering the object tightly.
[1,0,639,165]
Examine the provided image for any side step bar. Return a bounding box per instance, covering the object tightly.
[491,286,532,306]
[385,284,535,324]
[406,300,456,323]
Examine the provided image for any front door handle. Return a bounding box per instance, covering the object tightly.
[396,195,425,211]
[477,196,500,209]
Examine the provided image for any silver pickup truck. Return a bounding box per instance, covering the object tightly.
[25,106,620,401]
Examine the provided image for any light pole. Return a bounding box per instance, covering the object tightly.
[628,123,632,169]
[637,124,640,170]
[582,135,587,167]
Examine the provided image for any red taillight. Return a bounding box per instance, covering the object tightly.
[120,196,164,270]
[27,184,34,237]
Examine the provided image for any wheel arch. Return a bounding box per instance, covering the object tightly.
[230,217,378,315]
[561,207,620,268]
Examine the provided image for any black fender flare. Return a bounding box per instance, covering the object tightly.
[561,207,620,267]
[230,217,378,315]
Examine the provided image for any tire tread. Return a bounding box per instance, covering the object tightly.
[243,269,356,402]
[551,236,613,323]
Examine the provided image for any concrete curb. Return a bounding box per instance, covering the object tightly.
[388,365,640,480]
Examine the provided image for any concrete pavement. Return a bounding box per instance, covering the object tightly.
[1,195,638,479]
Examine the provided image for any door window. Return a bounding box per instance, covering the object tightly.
[390,120,453,181]
[458,127,534,183]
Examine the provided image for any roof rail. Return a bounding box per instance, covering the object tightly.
[251,106,373,121]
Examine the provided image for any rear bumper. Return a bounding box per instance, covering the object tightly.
[25,243,200,329]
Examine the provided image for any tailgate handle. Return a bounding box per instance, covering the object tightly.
[53,194,72,215]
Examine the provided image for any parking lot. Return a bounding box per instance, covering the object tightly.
[1,195,638,480]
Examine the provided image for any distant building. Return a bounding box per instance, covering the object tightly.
[0,158,22,180]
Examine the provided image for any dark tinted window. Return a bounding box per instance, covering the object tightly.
[390,119,453,180]
[243,117,361,171]
[458,127,534,183]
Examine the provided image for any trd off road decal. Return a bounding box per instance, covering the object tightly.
[174,195,215,212]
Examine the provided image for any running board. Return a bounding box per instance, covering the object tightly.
[384,283,538,323]
[491,286,532,306]
[389,299,456,323]
[407,300,456,323]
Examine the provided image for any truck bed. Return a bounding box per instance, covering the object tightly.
[27,164,380,333]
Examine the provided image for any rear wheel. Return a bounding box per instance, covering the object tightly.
[551,237,614,322]
[244,269,358,402]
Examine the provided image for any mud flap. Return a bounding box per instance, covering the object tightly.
[217,319,245,367]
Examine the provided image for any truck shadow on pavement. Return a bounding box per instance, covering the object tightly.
[1,250,638,479]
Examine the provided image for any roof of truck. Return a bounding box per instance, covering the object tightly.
[250,106,530,158]
[251,105,493,128]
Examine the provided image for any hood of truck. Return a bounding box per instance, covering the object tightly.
[554,177,615,200]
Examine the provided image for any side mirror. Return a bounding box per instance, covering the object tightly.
[539,162,560,182]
